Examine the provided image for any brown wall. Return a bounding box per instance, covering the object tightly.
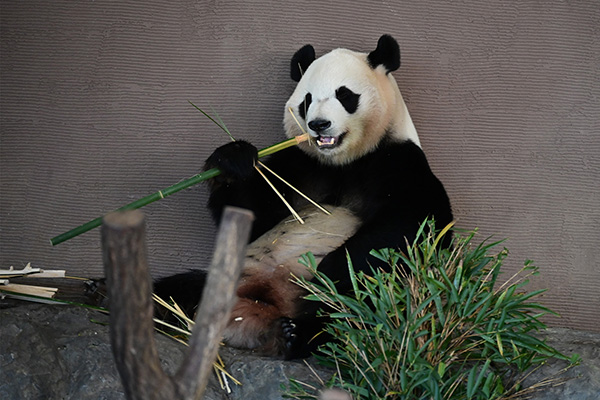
[1,1,598,331]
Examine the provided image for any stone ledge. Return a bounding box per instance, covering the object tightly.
[1,302,598,399]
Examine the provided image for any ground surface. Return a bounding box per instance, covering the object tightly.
[1,301,598,399]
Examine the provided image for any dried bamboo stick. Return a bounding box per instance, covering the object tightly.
[257,161,330,215]
[0,283,58,298]
[254,166,304,224]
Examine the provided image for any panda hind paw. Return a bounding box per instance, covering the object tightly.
[280,318,301,359]
[281,318,297,347]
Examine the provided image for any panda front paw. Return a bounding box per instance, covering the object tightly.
[205,140,258,181]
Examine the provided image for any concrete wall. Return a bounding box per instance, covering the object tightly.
[1,1,598,331]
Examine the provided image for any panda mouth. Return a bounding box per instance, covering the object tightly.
[315,132,346,149]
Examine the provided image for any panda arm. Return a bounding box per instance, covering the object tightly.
[315,142,453,289]
[206,142,310,241]
[314,212,427,292]
[287,213,429,358]
[286,143,452,358]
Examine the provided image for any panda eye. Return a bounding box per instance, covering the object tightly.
[298,92,312,120]
[335,86,360,114]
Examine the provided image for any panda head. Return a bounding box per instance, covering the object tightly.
[284,35,420,165]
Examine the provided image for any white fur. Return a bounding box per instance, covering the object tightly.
[223,206,359,351]
[284,48,420,166]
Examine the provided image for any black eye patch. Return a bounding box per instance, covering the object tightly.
[335,86,360,114]
[298,92,312,120]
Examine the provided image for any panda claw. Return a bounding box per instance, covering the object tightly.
[281,318,299,356]
[283,323,296,335]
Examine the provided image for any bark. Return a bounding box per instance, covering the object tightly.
[101,207,253,400]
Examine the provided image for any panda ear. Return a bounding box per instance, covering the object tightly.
[291,44,316,82]
[367,35,400,73]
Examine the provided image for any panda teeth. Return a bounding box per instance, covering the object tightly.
[316,136,337,147]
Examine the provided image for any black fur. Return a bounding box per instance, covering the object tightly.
[155,138,452,358]
[335,86,360,114]
[368,34,400,72]
[298,92,312,120]
[153,270,207,321]
[203,138,452,358]
[205,140,258,183]
[291,44,316,82]
[154,35,452,359]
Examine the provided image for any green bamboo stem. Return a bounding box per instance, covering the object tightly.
[50,134,309,246]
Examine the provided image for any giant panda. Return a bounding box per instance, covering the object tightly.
[154,35,453,360]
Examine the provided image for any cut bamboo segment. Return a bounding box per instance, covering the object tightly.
[1,283,58,298]
[25,270,66,278]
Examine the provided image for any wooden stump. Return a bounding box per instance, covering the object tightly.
[101,207,253,400]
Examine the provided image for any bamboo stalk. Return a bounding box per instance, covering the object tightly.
[50,134,309,246]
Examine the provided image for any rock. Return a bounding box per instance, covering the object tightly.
[1,301,128,399]
[0,301,328,400]
[1,301,598,399]
[523,328,600,400]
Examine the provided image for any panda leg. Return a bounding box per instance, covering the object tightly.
[153,270,207,321]
[222,295,285,352]
[153,269,287,354]
[224,268,306,355]
[153,268,318,357]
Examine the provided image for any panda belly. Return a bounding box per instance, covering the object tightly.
[222,206,359,354]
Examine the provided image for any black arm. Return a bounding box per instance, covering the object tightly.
[205,141,307,241]
[285,141,453,358]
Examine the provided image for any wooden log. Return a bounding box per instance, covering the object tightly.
[101,207,253,400]
[175,206,254,397]
[102,210,175,399]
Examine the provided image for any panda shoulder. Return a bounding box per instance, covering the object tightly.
[265,145,318,173]
[268,145,311,164]
[378,139,431,168]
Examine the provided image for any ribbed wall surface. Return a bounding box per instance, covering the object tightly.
[1,1,598,331]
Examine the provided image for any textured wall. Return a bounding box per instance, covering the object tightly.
[1,1,598,331]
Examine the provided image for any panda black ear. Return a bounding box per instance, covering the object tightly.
[291,44,316,82]
[367,34,400,73]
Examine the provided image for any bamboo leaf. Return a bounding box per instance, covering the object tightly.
[282,220,578,399]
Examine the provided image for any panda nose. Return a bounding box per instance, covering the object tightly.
[308,119,331,133]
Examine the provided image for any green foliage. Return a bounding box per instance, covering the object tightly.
[284,220,579,400]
